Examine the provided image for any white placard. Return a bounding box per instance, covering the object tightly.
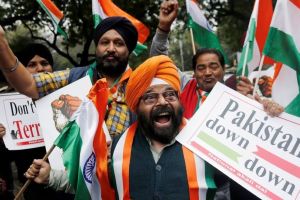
[36,76,92,170]
[177,82,300,200]
[0,92,44,150]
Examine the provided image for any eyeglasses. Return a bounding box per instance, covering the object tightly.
[140,90,178,105]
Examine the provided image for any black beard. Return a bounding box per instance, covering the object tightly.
[95,53,128,78]
[137,104,183,144]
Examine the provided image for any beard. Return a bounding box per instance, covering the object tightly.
[96,53,128,78]
[137,104,183,144]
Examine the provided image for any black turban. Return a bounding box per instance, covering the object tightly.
[93,16,138,54]
[17,43,53,67]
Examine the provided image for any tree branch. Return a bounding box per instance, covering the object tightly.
[23,23,79,66]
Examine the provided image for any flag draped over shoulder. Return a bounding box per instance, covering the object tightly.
[185,0,228,64]
[237,0,273,76]
[36,0,67,39]
[263,0,300,117]
[92,0,150,55]
[54,79,115,200]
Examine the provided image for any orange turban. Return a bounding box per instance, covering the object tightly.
[125,55,180,112]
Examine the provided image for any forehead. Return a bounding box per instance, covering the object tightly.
[196,53,220,64]
[145,84,174,93]
[29,55,48,62]
[99,29,125,41]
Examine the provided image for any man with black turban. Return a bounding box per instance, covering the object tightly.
[0,16,138,137]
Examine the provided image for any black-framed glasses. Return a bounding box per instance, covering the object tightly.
[140,90,178,105]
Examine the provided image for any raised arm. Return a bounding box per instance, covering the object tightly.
[149,0,178,57]
[0,26,39,99]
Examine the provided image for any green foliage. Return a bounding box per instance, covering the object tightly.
[0,0,255,70]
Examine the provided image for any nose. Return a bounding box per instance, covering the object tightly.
[204,67,212,75]
[107,42,116,53]
[36,64,44,72]
[156,94,168,105]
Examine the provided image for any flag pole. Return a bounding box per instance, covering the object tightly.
[14,144,56,200]
[252,54,265,96]
[241,42,250,77]
[179,38,185,71]
[189,28,196,55]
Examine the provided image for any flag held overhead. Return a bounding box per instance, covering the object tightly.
[36,0,68,39]
[186,0,229,64]
[263,0,300,117]
[237,0,273,77]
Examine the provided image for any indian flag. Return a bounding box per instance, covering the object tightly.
[263,0,300,117]
[237,0,273,76]
[54,79,115,200]
[36,0,67,39]
[92,0,150,56]
[186,0,228,63]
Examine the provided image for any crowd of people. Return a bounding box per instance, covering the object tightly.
[0,0,284,199]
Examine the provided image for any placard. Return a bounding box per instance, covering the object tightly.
[36,76,92,170]
[177,82,300,200]
[0,92,44,150]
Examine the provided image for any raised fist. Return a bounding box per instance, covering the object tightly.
[258,75,273,97]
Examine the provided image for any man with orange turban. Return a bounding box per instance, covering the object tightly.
[108,55,218,199]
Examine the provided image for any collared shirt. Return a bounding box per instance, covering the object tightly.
[146,137,176,163]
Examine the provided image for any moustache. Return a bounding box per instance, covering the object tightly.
[103,53,118,60]
[151,105,174,119]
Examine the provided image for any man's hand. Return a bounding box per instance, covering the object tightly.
[236,76,254,96]
[254,95,284,117]
[158,0,179,32]
[257,75,273,97]
[24,159,51,185]
[0,123,6,138]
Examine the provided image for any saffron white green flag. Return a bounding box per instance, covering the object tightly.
[237,0,273,76]
[263,0,300,117]
[186,0,228,64]
[36,0,67,39]
[92,0,150,56]
[54,80,115,200]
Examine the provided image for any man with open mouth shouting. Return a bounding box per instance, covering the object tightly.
[108,55,218,199]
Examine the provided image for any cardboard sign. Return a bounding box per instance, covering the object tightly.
[36,76,92,170]
[0,92,44,150]
[177,82,300,200]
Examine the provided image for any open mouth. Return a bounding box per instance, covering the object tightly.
[154,112,172,127]
[204,78,215,83]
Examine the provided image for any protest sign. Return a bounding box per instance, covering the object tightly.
[36,76,92,170]
[0,92,44,150]
[177,82,300,200]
